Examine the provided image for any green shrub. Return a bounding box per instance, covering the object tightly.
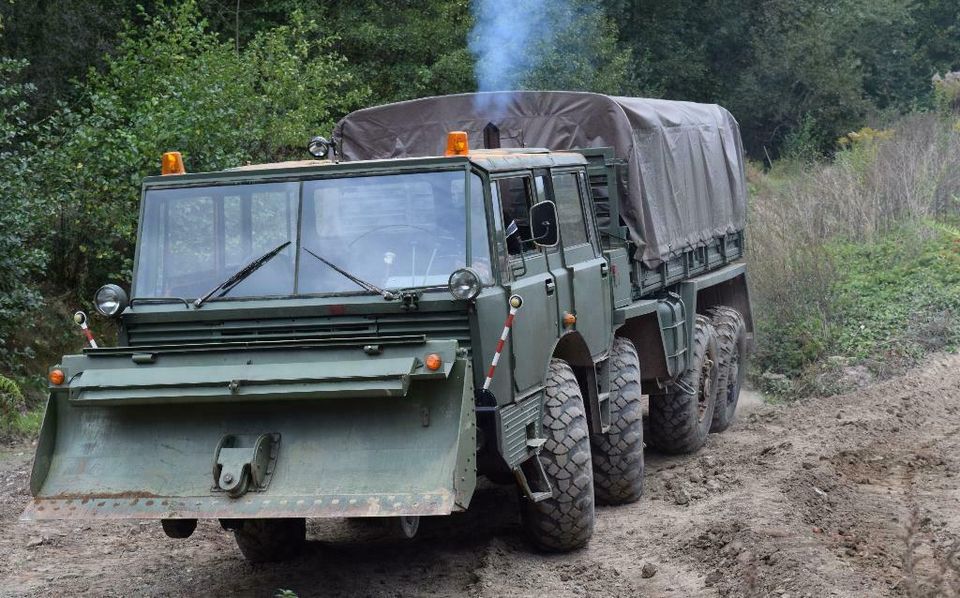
[35,1,368,298]
[932,72,960,115]
[0,374,25,421]
[0,58,46,368]
[748,110,960,398]
[829,221,960,360]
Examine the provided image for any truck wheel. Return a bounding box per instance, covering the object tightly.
[707,307,747,433]
[232,518,306,563]
[522,359,595,551]
[590,337,645,505]
[648,316,719,454]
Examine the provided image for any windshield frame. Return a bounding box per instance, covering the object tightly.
[131,163,495,302]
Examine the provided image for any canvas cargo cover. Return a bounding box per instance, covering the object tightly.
[333,91,747,267]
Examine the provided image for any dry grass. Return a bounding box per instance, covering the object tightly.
[748,112,960,390]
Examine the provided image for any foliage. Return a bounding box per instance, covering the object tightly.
[36,1,367,297]
[468,0,633,95]
[187,1,476,105]
[601,0,951,157]
[0,57,45,366]
[830,222,960,361]
[780,115,823,164]
[932,72,960,115]
[313,1,475,103]
[0,1,156,120]
[0,373,39,438]
[512,1,635,94]
[836,127,895,149]
[2,0,960,389]
[0,374,25,419]
[3,0,960,157]
[749,112,960,399]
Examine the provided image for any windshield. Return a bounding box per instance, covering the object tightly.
[133,171,491,300]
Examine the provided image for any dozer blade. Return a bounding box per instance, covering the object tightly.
[23,359,476,521]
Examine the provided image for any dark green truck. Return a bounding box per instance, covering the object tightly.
[26,91,752,561]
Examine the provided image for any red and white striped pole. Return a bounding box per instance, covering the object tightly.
[73,311,98,349]
[483,294,523,391]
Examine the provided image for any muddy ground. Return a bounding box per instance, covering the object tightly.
[2,354,959,597]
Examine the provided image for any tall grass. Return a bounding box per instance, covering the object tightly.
[748,112,960,394]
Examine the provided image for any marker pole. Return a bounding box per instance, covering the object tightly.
[483,294,523,391]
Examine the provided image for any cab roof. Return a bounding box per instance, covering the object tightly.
[142,150,587,187]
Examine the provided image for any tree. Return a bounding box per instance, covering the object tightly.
[0,59,45,360]
[35,1,368,294]
[470,0,635,95]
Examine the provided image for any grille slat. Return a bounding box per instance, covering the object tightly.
[127,311,470,348]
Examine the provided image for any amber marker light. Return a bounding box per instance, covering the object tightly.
[444,131,469,156]
[48,368,65,386]
[425,353,443,371]
[161,151,186,175]
[563,312,577,328]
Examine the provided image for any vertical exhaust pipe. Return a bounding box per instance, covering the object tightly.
[483,122,501,149]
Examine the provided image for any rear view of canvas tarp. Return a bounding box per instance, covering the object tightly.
[333,91,747,267]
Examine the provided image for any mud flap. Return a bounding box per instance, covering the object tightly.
[23,360,476,520]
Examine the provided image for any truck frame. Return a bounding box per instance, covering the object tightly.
[25,92,752,561]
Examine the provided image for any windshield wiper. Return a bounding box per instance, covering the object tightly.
[301,246,396,300]
[194,241,291,308]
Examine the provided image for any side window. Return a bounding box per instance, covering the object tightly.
[552,173,589,247]
[492,176,538,256]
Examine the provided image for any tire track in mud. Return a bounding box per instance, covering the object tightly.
[1,355,959,597]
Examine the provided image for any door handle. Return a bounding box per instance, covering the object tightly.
[600,262,609,278]
[545,278,556,295]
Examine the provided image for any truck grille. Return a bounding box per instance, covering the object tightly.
[125,311,471,348]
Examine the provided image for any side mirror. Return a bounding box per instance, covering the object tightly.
[529,201,559,247]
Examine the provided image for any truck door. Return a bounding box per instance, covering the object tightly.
[533,171,572,339]
[491,175,561,393]
[551,169,612,357]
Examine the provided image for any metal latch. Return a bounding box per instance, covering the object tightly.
[212,433,280,498]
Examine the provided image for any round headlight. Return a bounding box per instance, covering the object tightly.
[307,135,330,159]
[94,284,129,317]
[448,268,482,301]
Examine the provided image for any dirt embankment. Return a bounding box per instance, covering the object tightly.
[2,354,959,597]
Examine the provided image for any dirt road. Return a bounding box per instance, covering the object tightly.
[2,354,959,597]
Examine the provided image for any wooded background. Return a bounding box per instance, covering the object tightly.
[1,0,959,395]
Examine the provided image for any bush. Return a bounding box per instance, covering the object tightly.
[35,1,368,299]
[0,58,46,369]
[0,374,25,423]
[830,221,960,360]
[748,112,960,398]
[932,72,960,115]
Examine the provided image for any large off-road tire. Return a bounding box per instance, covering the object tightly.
[232,518,306,563]
[648,316,719,454]
[522,359,595,552]
[707,306,748,433]
[590,337,645,505]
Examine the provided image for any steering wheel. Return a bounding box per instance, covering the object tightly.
[346,224,435,249]
[347,224,460,281]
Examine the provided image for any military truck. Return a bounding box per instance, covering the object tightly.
[25,91,752,561]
